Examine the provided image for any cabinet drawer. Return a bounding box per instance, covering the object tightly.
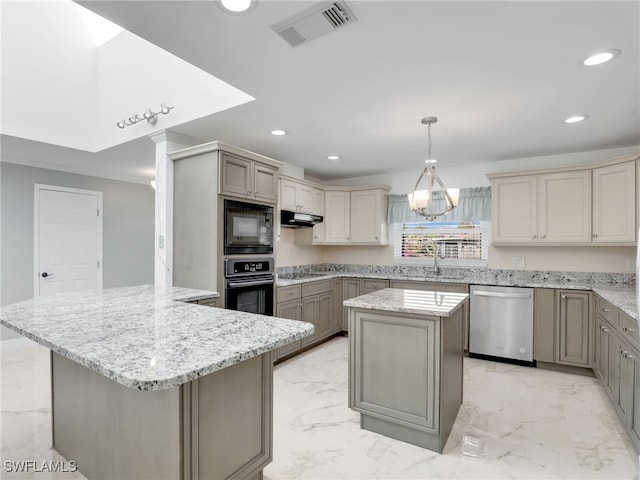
[619,311,640,350]
[361,279,389,294]
[597,297,618,324]
[277,285,301,302]
[302,280,332,297]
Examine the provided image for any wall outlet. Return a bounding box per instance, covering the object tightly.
[627,258,636,272]
[158,235,165,249]
[511,256,525,268]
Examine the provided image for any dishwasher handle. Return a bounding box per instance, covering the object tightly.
[472,290,532,299]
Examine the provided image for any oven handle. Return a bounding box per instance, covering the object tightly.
[226,279,274,288]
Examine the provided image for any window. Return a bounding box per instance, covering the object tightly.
[393,220,490,267]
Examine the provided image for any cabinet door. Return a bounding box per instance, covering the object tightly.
[301,296,319,347]
[312,188,325,244]
[316,292,333,340]
[539,171,591,243]
[594,315,611,383]
[342,278,361,331]
[593,161,636,243]
[491,176,538,243]
[298,184,314,213]
[604,327,620,402]
[275,299,302,359]
[331,279,343,333]
[617,340,633,427]
[627,346,640,450]
[280,179,299,211]
[350,189,384,244]
[556,290,590,367]
[254,163,278,203]
[219,152,252,198]
[325,191,351,243]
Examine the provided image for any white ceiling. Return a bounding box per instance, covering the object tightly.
[3,1,639,183]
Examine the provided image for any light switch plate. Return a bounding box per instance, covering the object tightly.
[627,259,635,272]
[511,256,525,268]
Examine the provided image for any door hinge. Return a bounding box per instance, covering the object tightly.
[97,260,100,268]
[97,208,100,216]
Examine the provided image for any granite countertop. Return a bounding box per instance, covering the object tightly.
[343,288,468,317]
[277,271,637,320]
[0,285,313,391]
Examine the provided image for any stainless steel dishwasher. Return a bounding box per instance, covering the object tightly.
[469,285,535,366]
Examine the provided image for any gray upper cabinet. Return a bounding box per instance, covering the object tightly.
[219,151,279,203]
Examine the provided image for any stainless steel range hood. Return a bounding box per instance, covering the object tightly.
[280,210,324,228]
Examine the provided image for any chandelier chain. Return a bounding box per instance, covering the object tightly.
[427,122,432,159]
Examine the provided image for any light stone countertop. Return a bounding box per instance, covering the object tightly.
[343,288,468,317]
[0,285,314,391]
[278,271,637,321]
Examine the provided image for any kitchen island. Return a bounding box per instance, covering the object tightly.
[0,285,314,480]
[344,288,468,453]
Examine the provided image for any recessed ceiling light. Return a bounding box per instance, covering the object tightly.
[583,49,621,66]
[270,129,287,136]
[219,0,256,14]
[327,155,340,161]
[564,115,589,124]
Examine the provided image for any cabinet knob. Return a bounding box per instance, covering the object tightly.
[541,234,546,239]
[593,233,598,238]
[623,350,630,358]
[561,295,566,300]
[532,234,537,239]
[247,190,251,194]
[602,327,609,332]
[603,308,610,312]
[629,353,636,360]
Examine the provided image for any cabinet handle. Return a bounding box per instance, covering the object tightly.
[314,235,318,239]
[629,353,636,360]
[622,326,628,332]
[561,295,566,300]
[541,234,546,239]
[603,308,610,312]
[532,234,537,239]
[592,233,598,238]
[375,236,379,240]
[628,327,635,333]
[623,351,629,358]
[602,327,609,332]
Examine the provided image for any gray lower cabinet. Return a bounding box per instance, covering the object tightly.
[533,289,592,369]
[275,280,341,360]
[342,278,361,331]
[593,294,640,452]
[389,280,469,350]
[348,305,463,453]
[331,279,343,333]
[555,290,591,367]
[275,298,302,360]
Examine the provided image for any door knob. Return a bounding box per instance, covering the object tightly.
[41,272,54,278]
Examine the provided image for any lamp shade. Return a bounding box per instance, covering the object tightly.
[446,188,460,208]
[408,190,430,209]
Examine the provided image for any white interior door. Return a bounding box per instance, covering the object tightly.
[35,185,103,296]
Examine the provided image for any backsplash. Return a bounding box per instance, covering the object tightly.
[276,263,635,286]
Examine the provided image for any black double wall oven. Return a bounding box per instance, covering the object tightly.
[223,199,275,316]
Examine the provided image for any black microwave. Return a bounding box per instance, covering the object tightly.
[223,199,274,255]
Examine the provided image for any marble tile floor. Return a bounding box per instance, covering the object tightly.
[1,336,638,479]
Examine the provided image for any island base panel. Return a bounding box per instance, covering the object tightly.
[52,352,273,480]
[361,414,445,453]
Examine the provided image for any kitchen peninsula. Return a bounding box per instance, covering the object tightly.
[345,288,468,453]
[0,285,314,480]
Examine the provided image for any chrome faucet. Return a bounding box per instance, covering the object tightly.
[430,239,446,275]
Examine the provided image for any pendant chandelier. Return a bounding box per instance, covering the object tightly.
[408,116,459,220]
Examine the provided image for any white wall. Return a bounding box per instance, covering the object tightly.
[0,163,155,340]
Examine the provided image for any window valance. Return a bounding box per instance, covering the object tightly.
[387,187,491,223]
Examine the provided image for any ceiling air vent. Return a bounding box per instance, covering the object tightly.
[271,1,357,47]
